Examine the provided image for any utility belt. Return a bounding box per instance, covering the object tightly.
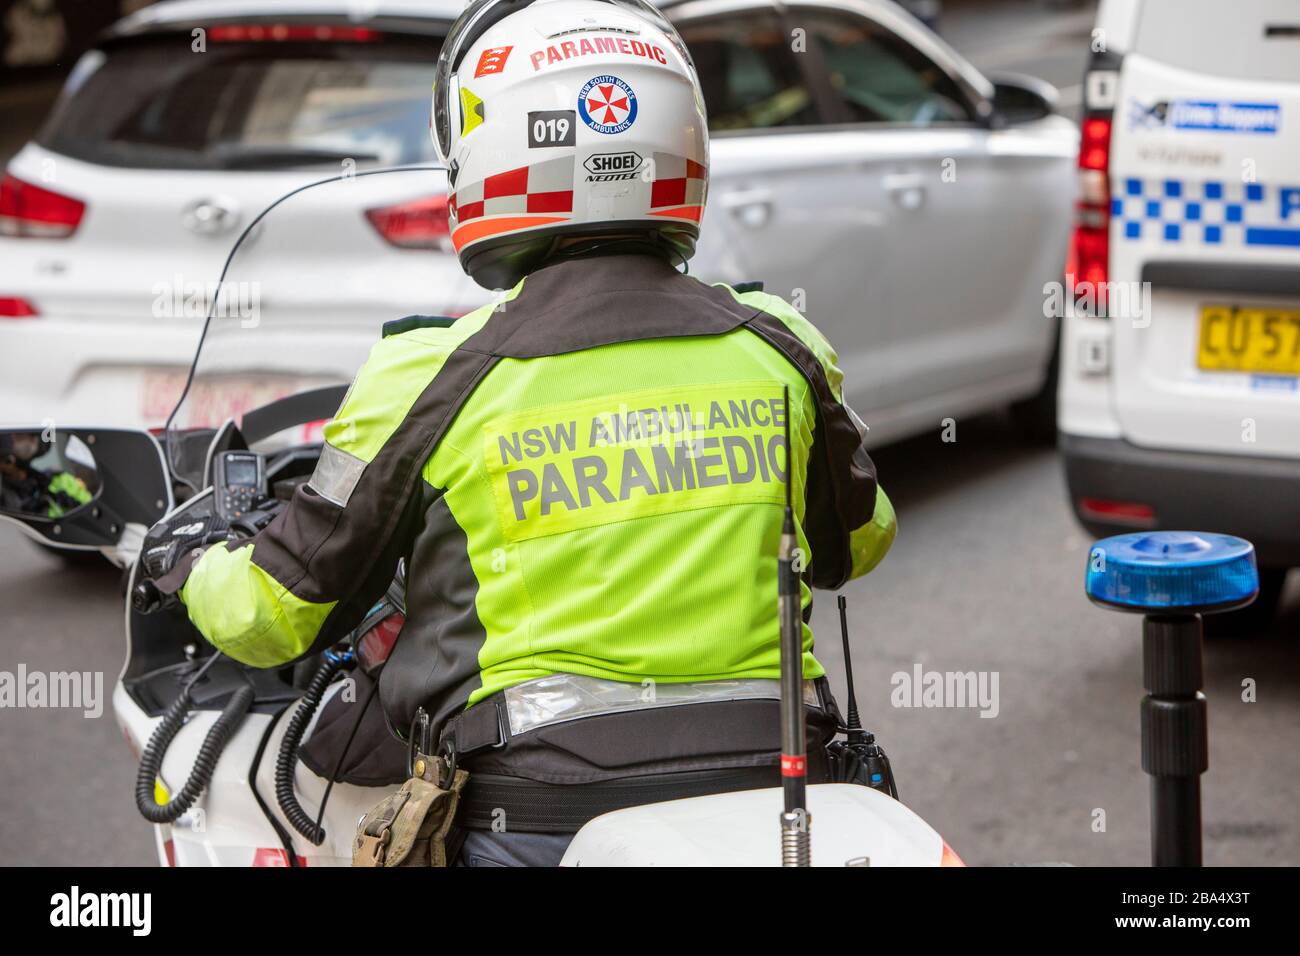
[442,674,840,833]
[353,674,841,864]
[457,766,796,833]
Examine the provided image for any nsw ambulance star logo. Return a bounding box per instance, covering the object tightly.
[587,84,628,124]
[578,75,638,134]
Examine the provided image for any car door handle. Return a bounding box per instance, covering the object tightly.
[719,188,774,229]
[882,173,926,211]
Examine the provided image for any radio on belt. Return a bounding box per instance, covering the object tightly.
[214,450,266,520]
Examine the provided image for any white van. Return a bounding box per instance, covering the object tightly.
[1059,0,1300,620]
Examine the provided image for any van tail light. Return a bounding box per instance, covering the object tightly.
[365,196,451,251]
[0,297,39,318]
[1070,115,1112,315]
[1079,497,1157,527]
[0,173,86,239]
[208,24,380,43]
[1078,116,1111,173]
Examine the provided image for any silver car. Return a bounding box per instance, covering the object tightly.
[674,0,1077,444]
[1,0,1075,442]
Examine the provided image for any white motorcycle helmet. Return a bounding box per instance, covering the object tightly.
[431,0,708,289]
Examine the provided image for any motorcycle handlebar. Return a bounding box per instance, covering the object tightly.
[133,495,286,615]
[132,579,168,615]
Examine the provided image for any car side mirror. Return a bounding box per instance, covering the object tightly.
[989,73,1059,126]
[0,427,171,554]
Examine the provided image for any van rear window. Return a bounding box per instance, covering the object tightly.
[37,31,441,170]
[1134,0,1300,84]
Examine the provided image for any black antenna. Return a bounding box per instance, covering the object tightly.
[777,385,810,866]
[837,595,866,745]
[829,593,900,801]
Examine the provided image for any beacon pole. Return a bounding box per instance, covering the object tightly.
[777,385,810,867]
[1084,531,1259,868]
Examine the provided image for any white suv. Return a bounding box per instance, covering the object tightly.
[1060,0,1300,618]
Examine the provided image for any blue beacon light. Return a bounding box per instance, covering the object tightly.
[1085,531,1259,613]
[1084,530,1260,868]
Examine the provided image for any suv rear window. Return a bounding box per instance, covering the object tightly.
[1134,0,1300,84]
[805,10,973,125]
[678,14,819,131]
[38,30,442,170]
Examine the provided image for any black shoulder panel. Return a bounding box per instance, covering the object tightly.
[743,312,877,591]
[383,315,458,338]
[459,254,759,358]
[733,280,765,294]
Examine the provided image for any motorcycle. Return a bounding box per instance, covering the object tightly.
[0,169,1258,867]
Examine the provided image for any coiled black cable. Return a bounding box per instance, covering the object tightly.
[275,652,349,845]
[313,675,381,839]
[249,703,302,867]
[135,671,255,824]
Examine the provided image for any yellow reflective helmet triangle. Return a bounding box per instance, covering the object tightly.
[460,86,485,137]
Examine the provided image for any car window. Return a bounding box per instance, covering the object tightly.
[805,11,973,125]
[38,32,441,170]
[678,13,819,131]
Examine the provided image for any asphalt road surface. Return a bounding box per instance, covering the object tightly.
[2,412,1297,866]
[3,1,1297,868]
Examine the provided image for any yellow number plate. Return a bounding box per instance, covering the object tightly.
[1197,305,1300,374]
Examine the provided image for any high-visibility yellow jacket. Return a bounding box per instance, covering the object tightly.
[176,254,895,735]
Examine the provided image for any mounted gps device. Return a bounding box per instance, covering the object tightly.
[214,450,266,521]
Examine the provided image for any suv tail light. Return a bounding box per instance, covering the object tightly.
[0,173,86,239]
[365,196,451,251]
[208,24,380,43]
[0,297,39,318]
[1071,116,1112,314]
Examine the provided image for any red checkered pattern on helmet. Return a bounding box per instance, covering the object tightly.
[650,153,707,209]
[457,201,485,220]
[651,178,686,207]
[528,191,572,213]
[484,166,529,199]
[451,159,574,224]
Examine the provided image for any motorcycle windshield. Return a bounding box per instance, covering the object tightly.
[164,167,488,490]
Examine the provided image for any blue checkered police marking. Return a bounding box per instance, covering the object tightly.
[1112,179,1300,247]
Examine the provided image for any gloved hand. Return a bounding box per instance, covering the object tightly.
[141,511,230,583]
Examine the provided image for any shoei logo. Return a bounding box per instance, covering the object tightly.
[584,151,643,181]
[578,75,637,134]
